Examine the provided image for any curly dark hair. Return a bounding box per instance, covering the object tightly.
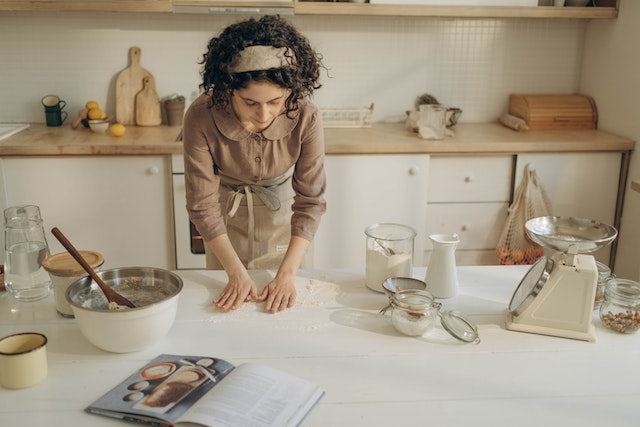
[199,15,324,116]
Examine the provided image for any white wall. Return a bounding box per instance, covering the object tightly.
[0,12,586,124]
[582,1,640,280]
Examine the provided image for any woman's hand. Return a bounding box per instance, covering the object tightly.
[214,270,258,311]
[206,234,258,311]
[257,273,297,313]
[256,236,310,313]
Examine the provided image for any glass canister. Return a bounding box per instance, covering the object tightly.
[3,206,51,301]
[42,251,104,317]
[390,289,440,336]
[388,288,480,343]
[418,104,447,140]
[594,261,614,311]
[599,278,640,334]
[365,223,416,293]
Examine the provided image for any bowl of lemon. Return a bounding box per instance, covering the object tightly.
[88,120,109,133]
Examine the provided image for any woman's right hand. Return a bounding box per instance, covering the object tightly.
[213,269,258,311]
[206,234,258,311]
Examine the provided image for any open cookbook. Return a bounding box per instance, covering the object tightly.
[86,354,324,426]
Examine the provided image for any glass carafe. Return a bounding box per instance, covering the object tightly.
[4,205,51,301]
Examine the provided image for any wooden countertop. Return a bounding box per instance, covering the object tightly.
[324,122,635,155]
[0,122,634,156]
[0,123,184,156]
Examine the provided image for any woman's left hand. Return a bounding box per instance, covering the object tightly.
[257,274,297,313]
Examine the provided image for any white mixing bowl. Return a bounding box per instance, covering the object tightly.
[66,267,183,353]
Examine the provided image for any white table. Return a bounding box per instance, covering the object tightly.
[1,266,639,426]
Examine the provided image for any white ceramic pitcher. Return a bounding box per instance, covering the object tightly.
[425,233,460,299]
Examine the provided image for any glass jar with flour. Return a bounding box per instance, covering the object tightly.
[365,223,416,293]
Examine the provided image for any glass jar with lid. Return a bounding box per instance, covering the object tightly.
[599,278,640,334]
[594,261,614,311]
[365,223,416,294]
[389,288,479,343]
[390,289,439,336]
[42,251,104,317]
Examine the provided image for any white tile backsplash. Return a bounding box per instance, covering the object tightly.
[0,12,585,124]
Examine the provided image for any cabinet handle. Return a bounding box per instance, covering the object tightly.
[464,175,474,183]
[461,224,469,231]
[409,166,420,175]
[147,166,160,175]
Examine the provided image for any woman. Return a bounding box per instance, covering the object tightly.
[183,15,326,313]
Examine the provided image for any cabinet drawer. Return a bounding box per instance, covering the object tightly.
[428,155,512,202]
[425,202,508,250]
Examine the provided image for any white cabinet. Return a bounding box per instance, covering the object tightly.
[0,156,174,269]
[426,155,512,265]
[514,152,621,265]
[312,154,430,269]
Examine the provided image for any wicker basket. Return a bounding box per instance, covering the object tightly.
[320,103,374,128]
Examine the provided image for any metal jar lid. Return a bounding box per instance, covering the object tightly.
[42,251,104,276]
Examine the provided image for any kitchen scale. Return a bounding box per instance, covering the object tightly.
[505,216,617,342]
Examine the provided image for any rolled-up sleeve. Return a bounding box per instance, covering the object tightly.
[291,109,327,241]
[183,100,227,242]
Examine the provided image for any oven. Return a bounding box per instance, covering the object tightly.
[171,154,206,269]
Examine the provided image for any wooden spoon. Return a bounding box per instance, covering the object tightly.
[51,227,136,308]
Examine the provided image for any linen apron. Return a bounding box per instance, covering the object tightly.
[205,167,295,270]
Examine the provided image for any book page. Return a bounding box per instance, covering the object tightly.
[86,355,235,425]
[178,363,324,427]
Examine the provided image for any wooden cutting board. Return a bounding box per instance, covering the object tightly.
[135,77,162,126]
[116,46,156,125]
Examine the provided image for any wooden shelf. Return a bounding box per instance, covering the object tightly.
[172,0,293,8]
[0,0,173,12]
[293,2,618,18]
[0,0,618,16]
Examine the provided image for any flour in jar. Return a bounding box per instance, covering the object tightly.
[366,248,412,292]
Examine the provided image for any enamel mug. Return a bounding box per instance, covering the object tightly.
[0,332,48,389]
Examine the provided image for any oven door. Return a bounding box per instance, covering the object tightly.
[172,171,206,269]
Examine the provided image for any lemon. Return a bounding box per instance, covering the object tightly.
[88,108,106,120]
[109,123,126,137]
[85,100,99,110]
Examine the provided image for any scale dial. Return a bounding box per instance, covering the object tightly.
[508,256,555,316]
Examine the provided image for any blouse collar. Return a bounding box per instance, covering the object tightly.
[212,101,300,141]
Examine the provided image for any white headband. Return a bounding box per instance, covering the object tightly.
[231,45,295,73]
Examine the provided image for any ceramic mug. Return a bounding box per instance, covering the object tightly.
[44,109,68,127]
[41,94,66,112]
[0,332,48,389]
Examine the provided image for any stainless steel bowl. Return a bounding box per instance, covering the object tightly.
[382,277,427,298]
[66,267,183,353]
[525,216,618,253]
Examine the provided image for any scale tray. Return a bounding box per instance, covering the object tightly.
[525,216,617,253]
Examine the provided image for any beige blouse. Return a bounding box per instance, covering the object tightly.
[182,94,327,243]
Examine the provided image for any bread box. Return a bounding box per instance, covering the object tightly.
[509,94,598,130]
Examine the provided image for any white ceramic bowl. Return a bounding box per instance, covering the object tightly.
[66,267,183,353]
[88,119,109,133]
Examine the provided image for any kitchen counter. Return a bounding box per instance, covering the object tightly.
[0,122,634,156]
[1,266,638,426]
